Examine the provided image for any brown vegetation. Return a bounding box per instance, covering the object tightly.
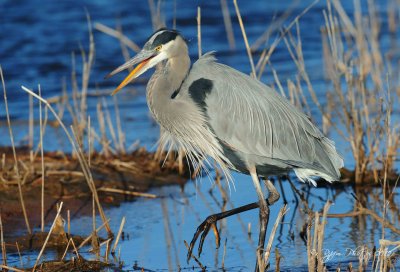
[0,146,188,234]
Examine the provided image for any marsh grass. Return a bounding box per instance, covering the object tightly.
[320,0,399,184]
[242,0,400,269]
[0,0,399,271]
[1,67,31,235]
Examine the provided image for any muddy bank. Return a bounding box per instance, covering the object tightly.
[0,146,191,235]
[28,258,114,272]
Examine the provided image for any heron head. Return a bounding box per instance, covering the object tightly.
[107,28,187,95]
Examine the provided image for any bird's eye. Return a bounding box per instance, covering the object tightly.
[155,45,162,51]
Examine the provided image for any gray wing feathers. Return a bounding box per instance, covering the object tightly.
[187,53,342,180]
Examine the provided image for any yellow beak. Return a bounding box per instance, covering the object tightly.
[111,59,150,96]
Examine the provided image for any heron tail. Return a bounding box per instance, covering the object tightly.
[294,137,343,186]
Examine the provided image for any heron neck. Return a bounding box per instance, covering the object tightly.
[146,53,190,118]
[162,54,191,92]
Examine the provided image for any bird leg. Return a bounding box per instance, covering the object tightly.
[249,168,269,272]
[186,177,280,265]
[253,178,280,271]
[263,179,280,206]
[187,200,258,262]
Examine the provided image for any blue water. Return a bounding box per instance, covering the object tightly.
[1,0,399,271]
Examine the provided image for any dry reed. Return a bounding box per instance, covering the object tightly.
[1,67,31,235]
[306,201,331,272]
[94,23,140,52]
[39,85,45,233]
[197,6,202,58]
[220,0,235,49]
[33,202,64,270]
[97,187,157,198]
[184,240,206,271]
[319,0,399,183]
[264,205,288,269]
[21,86,112,237]
[15,242,22,267]
[111,217,125,255]
[0,215,6,268]
[233,0,256,78]
[0,265,25,272]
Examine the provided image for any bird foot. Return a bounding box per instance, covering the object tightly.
[187,214,221,263]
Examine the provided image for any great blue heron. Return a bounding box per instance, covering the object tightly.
[107,28,343,270]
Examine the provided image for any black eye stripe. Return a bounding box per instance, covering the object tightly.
[152,31,178,47]
[143,28,183,50]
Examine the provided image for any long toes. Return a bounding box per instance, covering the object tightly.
[198,223,212,257]
[187,221,207,263]
[211,223,221,248]
[187,234,199,262]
